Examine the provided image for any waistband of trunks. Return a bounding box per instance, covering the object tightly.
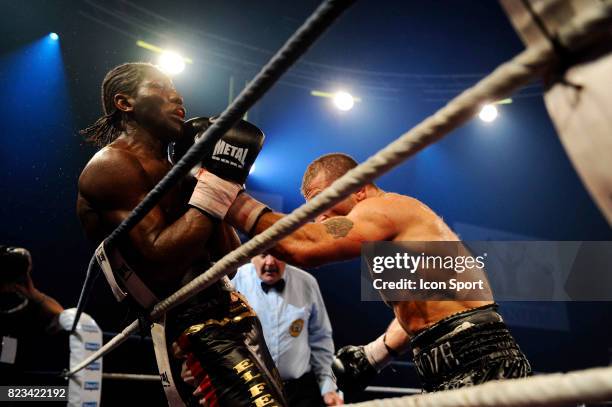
[410,303,501,351]
[410,305,528,388]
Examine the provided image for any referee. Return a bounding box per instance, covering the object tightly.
[232,253,343,406]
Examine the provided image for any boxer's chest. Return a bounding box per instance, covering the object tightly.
[141,160,192,221]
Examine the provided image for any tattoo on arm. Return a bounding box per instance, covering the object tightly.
[323,218,354,239]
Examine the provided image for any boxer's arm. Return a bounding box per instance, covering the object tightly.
[209,222,241,260]
[209,222,241,279]
[253,200,397,268]
[382,318,412,353]
[78,149,215,283]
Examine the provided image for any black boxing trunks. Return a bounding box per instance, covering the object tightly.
[171,291,287,407]
[96,241,284,406]
[411,304,531,392]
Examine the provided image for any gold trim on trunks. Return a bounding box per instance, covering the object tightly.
[181,309,258,336]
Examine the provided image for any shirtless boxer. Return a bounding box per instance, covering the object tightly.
[77,62,286,406]
[187,152,531,393]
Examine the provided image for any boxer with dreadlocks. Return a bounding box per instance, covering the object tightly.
[77,62,286,406]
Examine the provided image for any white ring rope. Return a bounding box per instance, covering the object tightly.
[346,366,612,407]
[102,372,160,381]
[365,387,421,395]
[67,5,612,406]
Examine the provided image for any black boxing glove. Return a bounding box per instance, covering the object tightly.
[332,345,378,394]
[170,116,264,185]
[181,117,270,233]
[167,117,210,168]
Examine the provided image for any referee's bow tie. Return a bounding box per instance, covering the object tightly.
[261,279,286,293]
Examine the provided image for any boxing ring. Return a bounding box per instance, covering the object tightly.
[66,0,612,405]
[77,368,612,406]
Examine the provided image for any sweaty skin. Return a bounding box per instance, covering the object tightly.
[77,71,239,294]
[252,172,492,336]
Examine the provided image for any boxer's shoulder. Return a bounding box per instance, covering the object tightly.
[347,193,435,240]
[83,144,142,175]
[79,146,149,204]
[351,193,420,221]
[382,192,424,206]
[380,192,439,218]
[339,198,398,240]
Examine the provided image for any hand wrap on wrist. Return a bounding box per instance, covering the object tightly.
[226,192,270,235]
[189,169,241,219]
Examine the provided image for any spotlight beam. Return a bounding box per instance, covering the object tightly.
[135,40,193,64]
[310,89,362,102]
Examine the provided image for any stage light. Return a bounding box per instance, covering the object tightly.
[479,104,498,122]
[249,163,256,175]
[49,33,59,41]
[158,51,185,75]
[333,91,355,111]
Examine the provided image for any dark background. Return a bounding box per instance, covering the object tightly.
[1,0,611,405]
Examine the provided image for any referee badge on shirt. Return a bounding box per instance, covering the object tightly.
[289,319,304,337]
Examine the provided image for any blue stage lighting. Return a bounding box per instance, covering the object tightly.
[49,32,59,41]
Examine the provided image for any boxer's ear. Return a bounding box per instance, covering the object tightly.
[114,93,134,113]
[354,186,368,202]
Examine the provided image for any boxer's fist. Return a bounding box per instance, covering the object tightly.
[168,117,209,167]
[171,116,264,185]
[182,117,269,232]
[332,345,378,394]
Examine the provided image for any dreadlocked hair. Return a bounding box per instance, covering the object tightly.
[79,62,162,147]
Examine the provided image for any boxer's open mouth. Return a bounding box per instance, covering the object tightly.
[174,107,186,119]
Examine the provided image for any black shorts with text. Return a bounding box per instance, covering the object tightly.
[411,304,531,392]
[171,291,287,407]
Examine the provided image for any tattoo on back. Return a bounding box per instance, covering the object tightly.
[323,218,354,238]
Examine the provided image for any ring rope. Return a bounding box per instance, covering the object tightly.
[345,366,612,407]
[364,387,421,395]
[70,255,99,333]
[66,7,612,402]
[69,0,355,329]
[102,372,160,381]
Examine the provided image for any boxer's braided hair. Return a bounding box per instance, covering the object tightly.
[80,62,162,147]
